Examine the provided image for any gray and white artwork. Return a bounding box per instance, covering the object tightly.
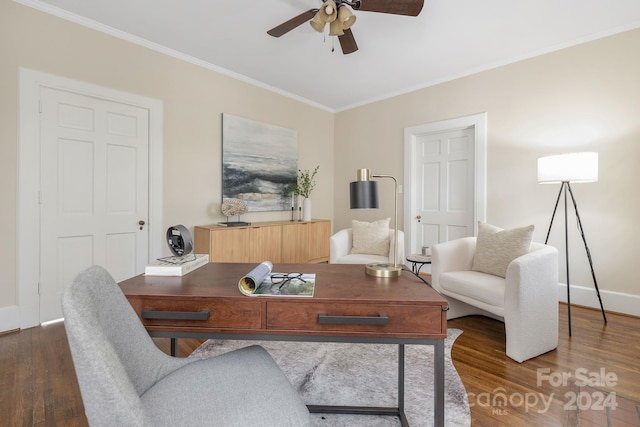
[222,114,297,212]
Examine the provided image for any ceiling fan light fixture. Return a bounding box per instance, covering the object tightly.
[317,0,338,23]
[337,6,357,29]
[268,0,424,54]
[309,13,327,32]
[329,18,344,36]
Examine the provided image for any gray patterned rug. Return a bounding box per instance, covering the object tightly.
[190,329,470,427]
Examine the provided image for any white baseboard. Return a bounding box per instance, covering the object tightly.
[558,283,640,317]
[0,305,20,333]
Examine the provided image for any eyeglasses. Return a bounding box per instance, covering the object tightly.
[270,272,307,290]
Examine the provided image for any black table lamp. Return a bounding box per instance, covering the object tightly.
[350,168,401,277]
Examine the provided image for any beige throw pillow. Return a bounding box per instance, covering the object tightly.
[471,222,534,278]
[350,218,391,256]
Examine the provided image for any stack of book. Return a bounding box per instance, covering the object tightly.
[144,254,209,276]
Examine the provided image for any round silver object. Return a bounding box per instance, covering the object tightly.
[166,225,193,256]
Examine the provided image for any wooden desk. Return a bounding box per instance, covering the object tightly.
[119,263,448,426]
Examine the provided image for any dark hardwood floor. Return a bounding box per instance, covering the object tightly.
[448,308,640,426]
[1,304,638,426]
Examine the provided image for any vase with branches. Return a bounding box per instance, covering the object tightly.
[296,166,318,221]
[296,166,319,198]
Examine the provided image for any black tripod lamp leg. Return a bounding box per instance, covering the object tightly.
[545,184,564,245]
[566,183,607,324]
[564,186,572,336]
[546,183,573,335]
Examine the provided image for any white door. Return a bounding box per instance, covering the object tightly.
[39,87,149,322]
[415,127,475,246]
[404,114,487,259]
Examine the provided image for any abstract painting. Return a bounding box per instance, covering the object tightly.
[222,114,297,212]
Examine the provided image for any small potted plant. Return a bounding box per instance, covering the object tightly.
[297,166,318,221]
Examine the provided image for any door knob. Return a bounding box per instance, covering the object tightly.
[416,215,422,223]
[139,220,145,230]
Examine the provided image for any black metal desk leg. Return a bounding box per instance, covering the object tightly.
[434,339,445,427]
[398,344,408,426]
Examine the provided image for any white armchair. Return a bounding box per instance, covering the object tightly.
[431,237,559,362]
[330,228,405,265]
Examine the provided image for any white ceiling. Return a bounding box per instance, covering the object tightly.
[19,0,640,111]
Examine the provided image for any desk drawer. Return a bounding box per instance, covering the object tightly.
[130,297,262,329]
[266,302,442,334]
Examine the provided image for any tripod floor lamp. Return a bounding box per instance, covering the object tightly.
[350,168,401,278]
[537,152,607,336]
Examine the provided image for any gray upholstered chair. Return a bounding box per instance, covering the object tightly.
[62,265,311,427]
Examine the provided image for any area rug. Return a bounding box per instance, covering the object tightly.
[190,329,470,427]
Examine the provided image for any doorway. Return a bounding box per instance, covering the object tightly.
[17,69,164,328]
[403,113,487,260]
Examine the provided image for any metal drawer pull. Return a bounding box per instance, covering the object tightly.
[318,313,388,325]
[141,309,211,321]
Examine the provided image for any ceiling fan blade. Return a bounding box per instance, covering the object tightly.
[354,0,424,16]
[267,9,319,37]
[338,28,358,55]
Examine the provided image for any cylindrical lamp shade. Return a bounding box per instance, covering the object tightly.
[537,152,598,183]
[350,181,379,209]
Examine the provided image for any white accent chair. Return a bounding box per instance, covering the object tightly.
[330,228,405,265]
[62,265,311,426]
[431,237,559,362]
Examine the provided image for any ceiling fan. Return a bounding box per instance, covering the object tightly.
[267,0,424,55]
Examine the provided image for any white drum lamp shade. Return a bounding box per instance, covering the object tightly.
[537,152,598,183]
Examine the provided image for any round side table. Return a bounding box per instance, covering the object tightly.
[406,254,432,275]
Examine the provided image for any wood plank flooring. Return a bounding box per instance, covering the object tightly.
[448,308,640,426]
[1,304,638,426]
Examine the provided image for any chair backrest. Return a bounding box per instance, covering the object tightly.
[62,266,189,426]
[330,227,405,264]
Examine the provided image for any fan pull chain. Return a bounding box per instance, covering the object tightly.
[321,28,335,53]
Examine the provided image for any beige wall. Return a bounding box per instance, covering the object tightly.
[0,2,334,312]
[334,28,640,298]
[2,0,638,319]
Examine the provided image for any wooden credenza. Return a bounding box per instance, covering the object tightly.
[194,219,331,264]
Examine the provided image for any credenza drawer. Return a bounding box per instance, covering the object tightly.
[266,302,443,334]
[130,297,262,329]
